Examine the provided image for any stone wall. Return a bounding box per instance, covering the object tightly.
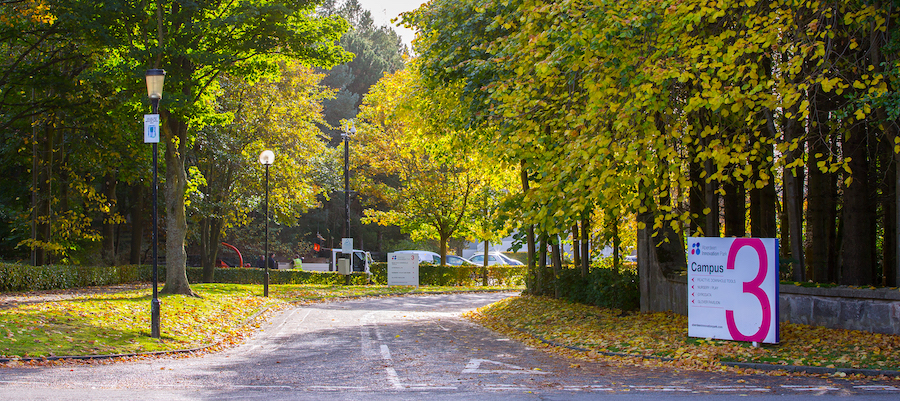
[779,285,900,335]
[640,267,900,335]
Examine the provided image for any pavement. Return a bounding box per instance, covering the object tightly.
[0,291,899,399]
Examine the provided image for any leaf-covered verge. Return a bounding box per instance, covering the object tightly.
[0,283,522,364]
[466,295,900,378]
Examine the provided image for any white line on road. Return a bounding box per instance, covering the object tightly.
[781,385,840,391]
[380,344,393,361]
[854,385,900,391]
[359,312,376,359]
[384,366,404,389]
[462,358,549,374]
[703,385,770,392]
[628,385,691,392]
[561,385,614,391]
[308,385,368,391]
[231,385,294,389]
[483,384,538,391]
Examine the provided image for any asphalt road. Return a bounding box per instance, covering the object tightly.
[0,292,898,400]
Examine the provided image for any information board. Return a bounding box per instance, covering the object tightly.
[387,252,419,287]
[144,114,159,143]
[687,237,779,344]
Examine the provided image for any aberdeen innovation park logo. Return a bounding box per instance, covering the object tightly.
[690,242,701,255]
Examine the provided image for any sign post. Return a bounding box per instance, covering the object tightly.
[388,252,419,288]
[687,237,779,344]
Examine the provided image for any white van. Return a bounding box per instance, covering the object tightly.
[303,248,373,273]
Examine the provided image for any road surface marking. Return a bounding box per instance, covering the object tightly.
[384,366,404,389]
[628,385,691,392]
[462,358,549,374]
[380,344,393,361]
[854,385,899,391]
[483,384,538,391]
[781,385,839,391]
[308,385,368,391]
[703,385,770,392]
[407,385,459,390]
[359,312,376,358]
[562,385,614,391]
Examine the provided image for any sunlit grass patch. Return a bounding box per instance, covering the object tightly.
[0,284,278,358]
[0,283,521,359]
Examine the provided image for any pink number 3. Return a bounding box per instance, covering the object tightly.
[725,238,770,342]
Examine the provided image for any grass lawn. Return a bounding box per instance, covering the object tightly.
[0,283,522,360]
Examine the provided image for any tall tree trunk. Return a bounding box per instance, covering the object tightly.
[34,121,53,266]
[610,208,620,272]
[782,104,806,281]
[571,224,580,269]
[551,236,562,298]
[750,138,777,238]
[751,54,778,240]
[129,184,144,265]
[101,172,118,266]
[538,234,548,296]
[882,144,896,286]
[439,234,448,266]
[873,24,899,286]
[806,91,838,283]
[200,217,224,283]
[161,109,194,295]
[521,160,538,293]
[701,111,720,237]
[689,155,706,236]
[722,177,745,237]
[482,239,488,286]
[840,122,875,285]
[580,214,590,275]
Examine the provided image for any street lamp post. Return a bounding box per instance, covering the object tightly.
[259,150,274,297]
[343,123,355,240]
[145,68,165,339]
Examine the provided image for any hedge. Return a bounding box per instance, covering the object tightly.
[0,263,145,292]
[552,266,640,311]
[0,262,527,293]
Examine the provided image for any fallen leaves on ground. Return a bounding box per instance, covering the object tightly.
[465,295,900,377]
[0,283,278,360]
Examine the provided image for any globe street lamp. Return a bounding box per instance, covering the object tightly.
[145,68,165,339]
[259,150,274,297]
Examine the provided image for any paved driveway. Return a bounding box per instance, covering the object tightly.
[0,292,897,400]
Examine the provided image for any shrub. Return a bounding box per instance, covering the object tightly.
[0,263,145,292]
[553,265,640,311]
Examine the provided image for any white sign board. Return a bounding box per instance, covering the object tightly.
[687,237,779,344]
[341,238,353,255]
[144,114,160,143]
[388,252,419,287]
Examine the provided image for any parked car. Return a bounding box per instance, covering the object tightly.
[469,252,524,266]
[625,251,637,263]
[393,250,474,266]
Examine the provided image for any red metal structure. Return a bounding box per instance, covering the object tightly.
[220,242,244,268]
